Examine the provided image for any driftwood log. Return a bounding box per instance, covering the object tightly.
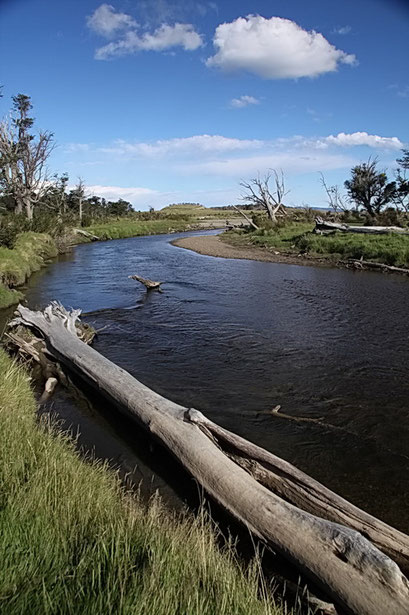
[128,274,162,290]
[6,303,409,615]
[314,217,409,236]
[345,259,409,275]
[73,228,99,241]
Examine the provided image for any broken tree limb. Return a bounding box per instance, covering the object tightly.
[314,217,409,236]
[6,303,409,615]
[128,274,162,290]
[231,205,259,230]
[73,228,99,241]
[345,259,409,275]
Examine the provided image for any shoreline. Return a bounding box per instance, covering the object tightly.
[172,234,336,268]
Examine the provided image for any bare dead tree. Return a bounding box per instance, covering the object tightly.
[240,170,289,224]
[72,177,86,224]
[319,172,349,215]
[0,101,54,219]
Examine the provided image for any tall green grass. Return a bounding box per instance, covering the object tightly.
[0,232,57,309]
[0,349,282,615]
[297,232,409,266]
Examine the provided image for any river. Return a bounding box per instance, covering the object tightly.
[5,230,409,532]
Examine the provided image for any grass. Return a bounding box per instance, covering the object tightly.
[0,232,58,309]
[85,218,192,240]
[0,348,283,615]
[225,222,409,267]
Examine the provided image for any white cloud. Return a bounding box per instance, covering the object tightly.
[94,22,203,59]
[230,95,260,108]
[333,25,352,35]
[87,184,157,203]
[206,15,357,79]
[180,152,356,177]
[325,132,403,149]
[87,4,136,37]
[100,134,263,156]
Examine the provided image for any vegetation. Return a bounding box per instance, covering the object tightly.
[0,348,281,615]
[225,220,409,267]
[0,232,57,308]
[344,159,396,218]
[86,218,192,240]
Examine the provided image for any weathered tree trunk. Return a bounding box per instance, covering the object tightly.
[315,217,409,235]
[23,195,33,220]
[128,275,162,290]
[7,303,409,615]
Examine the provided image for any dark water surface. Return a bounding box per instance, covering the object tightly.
[13,230,409,531]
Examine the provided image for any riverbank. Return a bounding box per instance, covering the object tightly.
[172,233,332,268]
[0,347,281,615]
[173,223,409,271]
[0,232,58,309]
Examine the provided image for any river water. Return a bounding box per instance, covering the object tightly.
[6,230,409,532]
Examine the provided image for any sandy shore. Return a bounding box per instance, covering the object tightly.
[172,234,332,268]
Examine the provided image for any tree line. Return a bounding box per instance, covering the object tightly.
[0,93,134,227]
[1,91,408,234]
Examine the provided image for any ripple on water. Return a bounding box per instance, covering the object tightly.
[22,230,409,532]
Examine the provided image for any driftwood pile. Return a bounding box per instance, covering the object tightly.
[5,303,409,615]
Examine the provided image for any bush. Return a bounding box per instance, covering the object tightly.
[0,214,30,248]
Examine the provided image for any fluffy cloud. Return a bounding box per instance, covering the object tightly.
[100,134,263,156]
[180,153,356,177]
[88,4,203,59]
[325,132,403,149]
[87,4,136,37]
[96,23,203,58]
[206,15,356,79]
[230,95,260,108]
[97,131,402,160]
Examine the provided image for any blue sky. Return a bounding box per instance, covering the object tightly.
[1,0,408,209]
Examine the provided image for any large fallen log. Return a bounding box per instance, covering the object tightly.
[7,303,409,615]
[314,217,409,236]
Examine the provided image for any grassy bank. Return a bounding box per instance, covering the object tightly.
[0,348,282,615]
[225,223,409,267]
[85,218,192,240]
[0,232,58,309]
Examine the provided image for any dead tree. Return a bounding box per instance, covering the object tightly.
[6,303,409,615]
[319,173,349,215]
[0,95,54,219]
[240,170,289,224]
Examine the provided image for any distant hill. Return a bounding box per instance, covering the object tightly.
[160,203,206,214]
